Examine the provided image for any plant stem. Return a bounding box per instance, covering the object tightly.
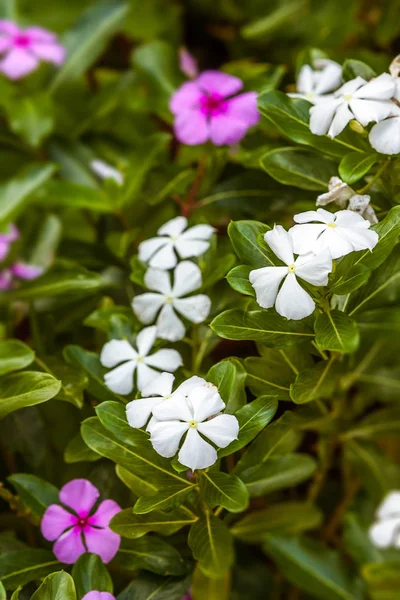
[357,158,391,195]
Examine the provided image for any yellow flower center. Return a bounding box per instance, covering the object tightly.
[344,94,352,102]
[327,222,337,228]
[189,420,198,428]
[288,264,296,273]
[137,356,143,363]
[166,296,174,304]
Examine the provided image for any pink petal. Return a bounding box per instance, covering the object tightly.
[11,263,43,280]
[31,41,65,65]
[0,269,12,290]
[197,70,243,97]
[179,48,198,79]
[24,26,57,43]
[173,110,209,145]
[53,526,86,564]
[209,114,249,146]
[82,593,115,600]
[226,92,259,127]
[0,47,39,79]
[0,241,10,261]
[41,504,77,541]
[0,20,19,36]
[84,526,121,563]
[59,479,100,518]
[0,224,19,243]
[88,499,121,528]
[170,81,202,115]
[0,36,12,53]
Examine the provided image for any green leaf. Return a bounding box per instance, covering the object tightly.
[244,356,294,399]
[200,471,249,513]
[35,180,114,213]
[231,502,322,542]
[315,310,360,354]
[290,359,338,404]
[219,395,278,458]
[71,553,112,598]
[343,407,400,440]
[115,537,186,576]
[0,582,5,600]
[188,512,234,578]
[207,358,247,413]
[116,465,158,499]
[362,561,400,600]
[96,401,148,445]
[227,220,271,268]
[338,152,379,185]
[10,589,21,600]
[191,566,230,600]
[211,309,314,347]
[7,474,58,518]
[226,265,255,297]
[0,550,59,590]
[261,147,337,191]
[64,432,101,463]
[118,573,190,600]
[0,340,34,376]
[0,371,61,420]
[240,454,316,496]
[110,507,197,538]
[342,59,376,82]
[31,571,76,600]
[4,94,54,148]
[0,163,56,226]
[51,0,130,92]
[330,263,371,295]
[263,535,356,600]
[133,482,196,514]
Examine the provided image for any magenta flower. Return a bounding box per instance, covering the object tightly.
[0,20,65,80]
[170,70,259,146]
[0,224,18,261]
[0,262,43,290]
[41,479,121,564]
[82,594,115,600]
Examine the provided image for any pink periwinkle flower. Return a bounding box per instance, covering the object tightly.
[41,479,121,564]
[0,20,65,80]
[170,70,259,146]
[0,262,43,290]
[82,594,115,600]
[179,48,198,79]
[0,224,19,261]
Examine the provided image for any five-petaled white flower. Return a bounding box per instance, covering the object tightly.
[310,74,397,138]
[249,225,332,320]
[148,380,239,470]
[132,261,211,342]
[126,372,205,430]
[100,326,182,394]
[138,216,215,270]
[369,491,400,548]
[289,59,342,104]
[289,208,378,259]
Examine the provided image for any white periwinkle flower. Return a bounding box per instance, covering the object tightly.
[369,113,400,155]
[289,59,342,104]
[132,261,211,342]
[148,380,239,470]
[289,208,378,259]
[310,74,396,138]
[100,326,182,394]
[138,216,215,270]
[369,491,400,548]
[90,159,124,186]
[126,372,205,429]
[249,225,332,320]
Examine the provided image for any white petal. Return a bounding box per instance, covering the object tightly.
[178,428,217,470]
[336,226,378,253]
[144,268,172,294]
[152,394,193,422]
[132,293,165,324]
[309,99,341,135]
[295,249,332,286]
[327,102,353,137]
[104,360,136,395]
[136,362,160,391]
[188,385,225,422]
[334,209,371,229]
[145,348,183,372]
[138,237,168,263]
[126,397,162,428]
[289,224,327,255]
[354,73,395,100]
[173,295,211,324]
[146,415,159,434]
[314,62,342,95]
[176,376,208,396]
[156,304,186,342]
[197,414,239,447]
[249,266,287,309]
[91,160,124,185]
[369,518,400,548]
[349,98,395,126]
[136,326,157,357]
[141,372,175,398]
[100,339,137,368]
[313,228,353,259]
[158,216,188,237]
[297,64,314,94]
[335,77,366,96]
[148,243,177,270]
[377,492,400,519]
[178,223,215,241]
[369,117,400,155]
[150,421,189,458]
[264,225,294,265]
[275,273,315,320]
[174,238,210,259]
[293,208,333,224]
[172,261,202,297]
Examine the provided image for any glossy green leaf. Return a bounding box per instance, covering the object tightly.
[116,537,186,576]
[64,432,101,463]
[261,147,337,190]
[244,355,294,399]
[110,507,197,539]
[207,358,247,413]
[31,571,76,600]
[7,474,59,518]
[342,59,376,81]
[4,94,54,148]
[0,340,34,376]
[133,482,196,514]
[0,582,5,600]
[338,151,379,185]
[227,220,272,268]
[290,359,339,404]
[191,566,230,600]
[71,553,113,598]
[0,550,59,590]
[117,573,190,600]
[0,371,61,420]
[188,512,234,578]
[200,471,249,513]
[240,453,316,496]
[330,263,371,295]
[226,265,255,296]
[64,346,123,402]
[362,561,400,600]
[315,310,360,353]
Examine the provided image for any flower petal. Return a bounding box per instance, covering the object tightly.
[84,526,121,563]
[176,375,208,396]
[100,339,137,368]
[144,268,172,294]
[294,249,332,286]
[136,362,160,392]
[354,73,395,100]
[169,81,202,115]
[377,492,400,519]
[369,518,400,548]
[141,372,175,397]
[59,478,100,517]
[225,92,259,127]
[132,293,165,324]
[369,117,400,155]
[197,70,243,97]
[0,47,38,79]
[173,295,211,324]
[152,393,192,422]
[136,326,157,357]
[297,64,314,94]
[158,216,188,237]
[0,20,20,36]
[156,303,186,342]
[249,266,287,309]
[31,41,65,65]
[11,263,43,280]
[41,505,76,541]
[24,26,57,42]
[349,98,395,127]
[209,114,250,145]
[104,360,136,395]
[314,228,354,259]
[335,77,366,96]
[138,237,168,263]
[178,428,217,470]
[327,102,353,138]
[149,242,178,270]
[275,273,315,320]
[174,110,209,145]
[178,223,215,241]
[172,260,202,297]
[197,414,239,447]
[179,48,198,79]
[53,526,86,564]
[314,62,342,95]
[265,225,294,265]
[289,223,327,255]
[309,98,341,135]
[88,499,121,528]
[188,385,225,422]
[336,226,378,253]
[82,593,115,600]
[334,210,371,228]
[126,397,161,428]
[149,420,190,457]
[145,348,183,371]
[293,208,333,224]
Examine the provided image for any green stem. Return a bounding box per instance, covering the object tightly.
[357,159,391,195]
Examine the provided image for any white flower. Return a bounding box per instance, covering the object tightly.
[310,74,397,138]
[249,225,332,320]
[148,380,239,470]
[100,326,182,394]
[369,114,400,155]
[90,159,124,186]
[132,261,211,342]
[369,491,400,548]
[317,177,378,224]
[138,216,215,270]
[126,372,206,429]
[289,59,342,104]
[289,208,378,259]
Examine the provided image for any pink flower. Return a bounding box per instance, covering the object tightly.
[82,594,115,600]
[170,70,259,146]
[0,224,19,261]
[179,48,198,79]
[0,262,43,290]
[0,20,65,80]
[41,479,121,564]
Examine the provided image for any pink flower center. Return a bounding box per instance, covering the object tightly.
[13,33,32,48]
[199,92,227,117]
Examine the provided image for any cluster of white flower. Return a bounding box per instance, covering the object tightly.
[292,55,400,154]
[316,176,378,224]
[249,206,378,320]
[369,491,400,549]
